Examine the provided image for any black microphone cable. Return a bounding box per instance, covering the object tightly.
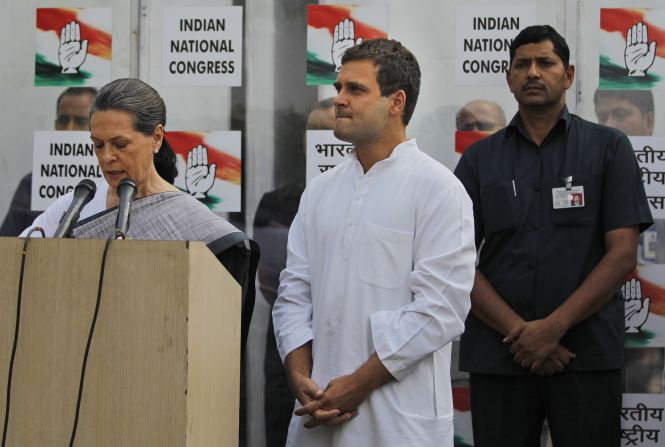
[2,227,45,447]
[68,232,122,447]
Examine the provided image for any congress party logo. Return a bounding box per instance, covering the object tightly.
[307,4,388,85]
[166,131,242,212]
[600,9,664,89]
[35,8,111,86]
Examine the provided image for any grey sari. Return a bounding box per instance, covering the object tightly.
[73,190,246,252]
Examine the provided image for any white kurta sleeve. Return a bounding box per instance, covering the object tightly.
[18,192,74,237]
[272,189,314,362]
[370,180,475,380]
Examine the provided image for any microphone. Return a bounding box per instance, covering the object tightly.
[53,179,97,238]
[114,177,137,237]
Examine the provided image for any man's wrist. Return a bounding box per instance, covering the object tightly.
[544,311,570,339]
[505,318,526,337]
[353,354,394,393]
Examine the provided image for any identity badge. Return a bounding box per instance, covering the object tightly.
[552,186,585,209]
[642,227,657,262]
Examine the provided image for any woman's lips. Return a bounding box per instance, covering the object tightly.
[105,170,125,180]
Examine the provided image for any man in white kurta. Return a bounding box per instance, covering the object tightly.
[273,39,476,447]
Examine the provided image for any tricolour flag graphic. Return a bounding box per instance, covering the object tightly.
[35,8,112,86]
[307,4,388,85]
[625,266,665,348]
[166,131,242,212]
[599,8,665,89]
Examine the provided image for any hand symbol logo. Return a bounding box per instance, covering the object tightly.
[59,21,89,74]
[332,19,363,72]
[622,278,651,334]
[185,145,217,199]
[625,22,657,77]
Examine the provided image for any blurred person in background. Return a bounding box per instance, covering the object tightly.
[456,99,506,132]
[0,87,97,235]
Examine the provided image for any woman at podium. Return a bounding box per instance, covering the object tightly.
[11,79,255,446]
[19,78,255,293]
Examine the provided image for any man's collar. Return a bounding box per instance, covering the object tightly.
[349,138,418,163]
[387,138,418,160]
[507,105,572,137]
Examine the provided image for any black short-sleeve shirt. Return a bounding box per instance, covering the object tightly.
[454,106,653,375]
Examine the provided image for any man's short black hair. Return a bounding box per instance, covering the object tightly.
[509,25,570,68]
[56,87,98,112]
[594,89,654,116]
[341,38,421,126]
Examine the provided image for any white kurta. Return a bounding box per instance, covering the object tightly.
[273,139,476,447]
[19,180,109,237]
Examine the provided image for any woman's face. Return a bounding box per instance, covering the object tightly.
[90,109,163,192]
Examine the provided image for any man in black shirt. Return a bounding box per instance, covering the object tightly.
[454,25,653,446]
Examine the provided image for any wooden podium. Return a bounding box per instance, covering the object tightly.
[0,237,240,446]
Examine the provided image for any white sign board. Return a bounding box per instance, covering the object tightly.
[632,137,665,220]
[622,394,665,446]
[31,130,101,211]
[306,130,354,184]
[456,5,537,85]
[162,6,243,86]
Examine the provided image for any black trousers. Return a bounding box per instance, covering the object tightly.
[469,370,622,447]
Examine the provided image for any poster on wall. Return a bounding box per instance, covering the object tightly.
[167,131,241,212]
[623,137,665,348]
[35,8,112,86]
[306,130,354,184]
[307,4,388,86]
[624,266,665,349]
[31,130,101,211]
[621,394,665,446]
[162,6,243,86]
[632,137,665,220]
[600,9,665,90]
[455,5,536,86]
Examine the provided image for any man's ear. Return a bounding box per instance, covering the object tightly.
[391,90,406,117]
[563,64,575,90]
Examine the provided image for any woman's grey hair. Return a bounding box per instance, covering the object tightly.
[91,78,166,134]
[90,78,178,183]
